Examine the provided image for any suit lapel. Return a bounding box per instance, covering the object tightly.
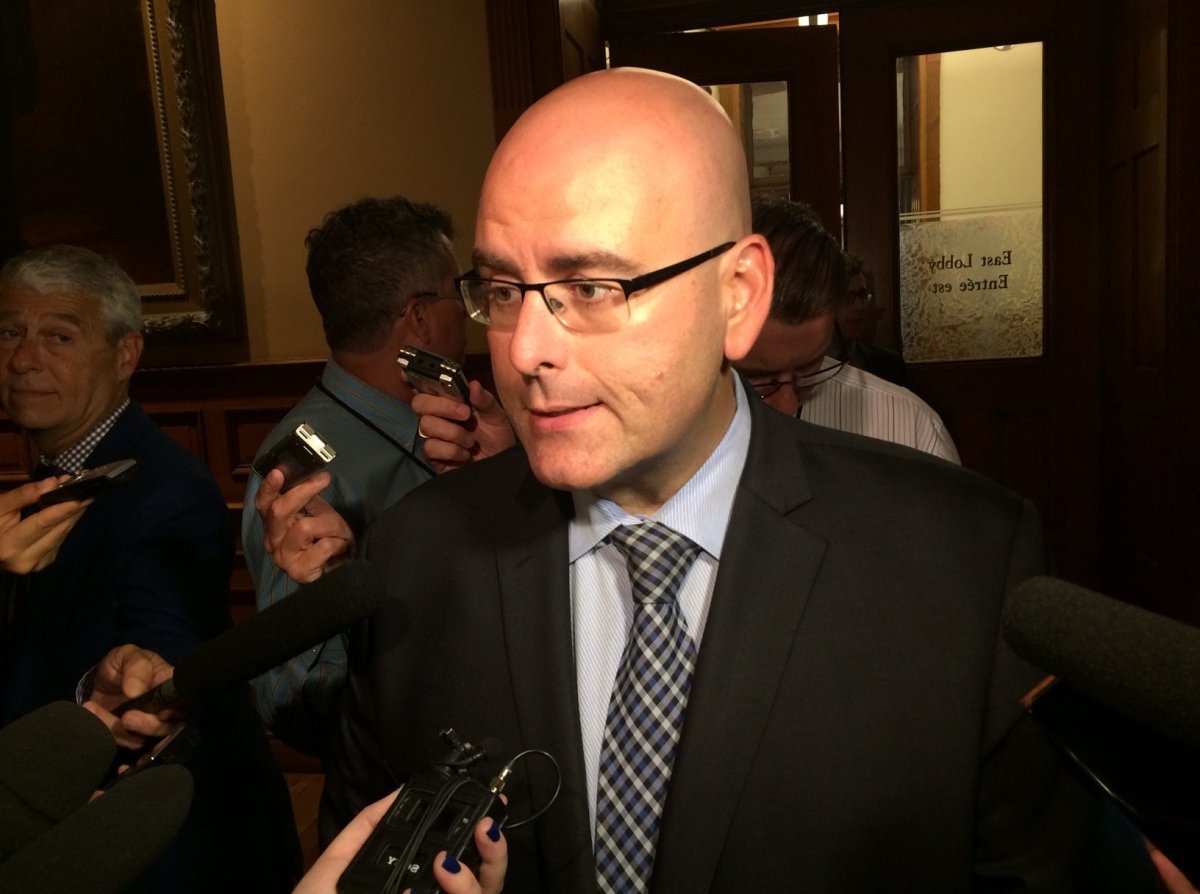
[495,467,599,892]
[654,400,827,891]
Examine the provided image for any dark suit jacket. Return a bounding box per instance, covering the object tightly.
[329,394,1153,892]
[0,403,300,893]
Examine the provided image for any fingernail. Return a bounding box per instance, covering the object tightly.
[442,853,461,874]
[487,820,500,842]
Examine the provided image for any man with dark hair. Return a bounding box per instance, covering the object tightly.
[737,195,958,461]
[837,254,910,386]
[242,195,466,754]
[0,244,300,892]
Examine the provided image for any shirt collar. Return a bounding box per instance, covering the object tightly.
[321,358,422,441]
[569,376,752,562]
[39,397,131,474]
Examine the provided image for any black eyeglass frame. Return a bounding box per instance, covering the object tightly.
[455,241,737,329]
[748,358,847,399]
[845,288,876,305]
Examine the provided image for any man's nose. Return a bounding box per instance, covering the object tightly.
[764,382,804,418]
[6,336,40,372]
[507,288,567,376]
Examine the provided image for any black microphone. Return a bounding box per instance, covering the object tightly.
[1003,576,1200,886]
[115,560,388,716]
[1003,575,1200,751]
[0,764,193,894]
[0,701,116,860]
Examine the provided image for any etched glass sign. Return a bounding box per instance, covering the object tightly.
[896,43,1043,361]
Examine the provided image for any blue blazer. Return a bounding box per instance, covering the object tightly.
[2,401,231,716]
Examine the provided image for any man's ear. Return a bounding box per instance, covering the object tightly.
[115,331,144,381]
[721,234,774,362]
[405,299,433,346]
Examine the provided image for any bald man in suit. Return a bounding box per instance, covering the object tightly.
[311,69,1155,892]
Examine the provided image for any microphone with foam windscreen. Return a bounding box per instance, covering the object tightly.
[113,560,388,716]
[1004,575,1200,750]
[0,764,193,894]
[1003,576,1200,887]
[0,701,116,860]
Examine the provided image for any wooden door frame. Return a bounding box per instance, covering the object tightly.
[840,0,1104,583]
[608,26,842,234]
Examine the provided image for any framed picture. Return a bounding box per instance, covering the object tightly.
[1,0,247,365]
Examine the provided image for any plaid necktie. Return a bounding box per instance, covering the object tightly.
[595,522,702,894]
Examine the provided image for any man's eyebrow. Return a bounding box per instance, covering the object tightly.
[470,249,639,279]
[0,310,85,328]
[545,251,639,278]
[470,250,514,275]
[45,313,86,328]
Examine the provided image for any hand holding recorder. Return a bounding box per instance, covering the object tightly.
[82,644,180,749]
[294,789,508,894]
[255,468,354,584]
[0,477,91,574]
[399,344,516,474]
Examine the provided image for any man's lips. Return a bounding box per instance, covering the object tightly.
[7,387,54,399]
[529,403,596,416]
[525,402,602,430]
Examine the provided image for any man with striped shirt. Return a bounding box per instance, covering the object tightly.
[736,195,959,463]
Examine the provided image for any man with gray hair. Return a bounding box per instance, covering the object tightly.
[0,244,300,892]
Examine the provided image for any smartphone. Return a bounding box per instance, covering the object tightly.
[252,422,337,492]
[397,346,469,402]
[36,458,138,506]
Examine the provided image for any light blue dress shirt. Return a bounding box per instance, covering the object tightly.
[568,378,752,835]
[242,359,432,751]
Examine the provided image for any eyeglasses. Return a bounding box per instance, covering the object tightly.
[846,288,875,305]
[747,358,846,399]
[455,242,736,334]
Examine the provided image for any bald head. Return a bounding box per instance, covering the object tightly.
[482,69,752,249]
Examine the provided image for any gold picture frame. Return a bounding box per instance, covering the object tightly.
[2,0,247,365]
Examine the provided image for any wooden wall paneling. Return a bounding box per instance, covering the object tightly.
[1099,0,1178,615]
[143,408,207,463]
[998,410,1053,530]
[0,421,34,483]
[1167,0,1200,622]
[485,0,539,142]
[486,0,603,142]
[561,0,604,79]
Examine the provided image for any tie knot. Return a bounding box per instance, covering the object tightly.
[607,522,701,606]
